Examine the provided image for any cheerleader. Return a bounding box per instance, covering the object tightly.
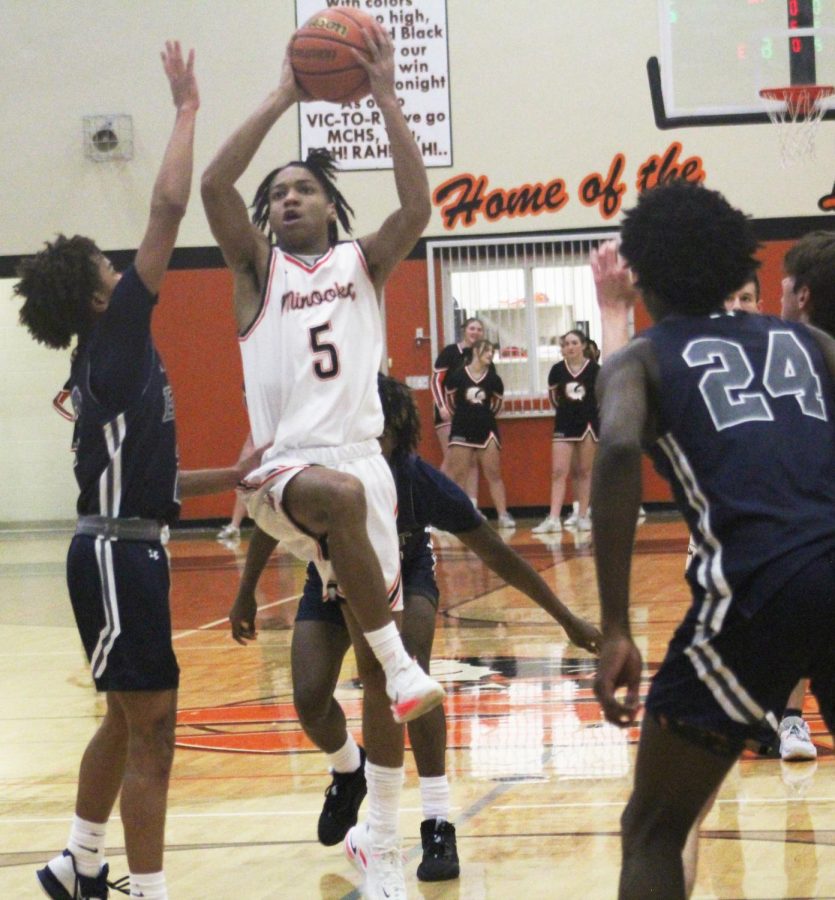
[444,340,515,528]
[533,330,599,533]
[431,316,484,506]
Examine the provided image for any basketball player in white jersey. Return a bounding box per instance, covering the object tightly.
[201,21,438,899]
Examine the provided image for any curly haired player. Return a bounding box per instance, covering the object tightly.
[16,42,199,900]
[592,181,835,899]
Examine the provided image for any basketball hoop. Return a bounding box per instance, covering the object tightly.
[759,85,834,167]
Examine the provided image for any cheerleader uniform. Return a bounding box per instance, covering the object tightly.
[445,365,504,449]
[547,359,600,441]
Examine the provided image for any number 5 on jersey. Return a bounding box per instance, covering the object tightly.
[309,323,340,380]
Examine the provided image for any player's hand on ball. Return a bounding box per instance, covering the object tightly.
[354,21,395,102]
[279,42,311,103]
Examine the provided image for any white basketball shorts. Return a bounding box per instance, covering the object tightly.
[241,439,403,611]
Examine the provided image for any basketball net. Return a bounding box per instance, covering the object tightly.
[759,85,834,167]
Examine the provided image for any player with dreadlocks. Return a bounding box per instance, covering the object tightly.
[249,147,354,246]
[229,375,602,883]
[201,22,436,900]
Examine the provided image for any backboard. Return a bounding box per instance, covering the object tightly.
[649,0,835,127]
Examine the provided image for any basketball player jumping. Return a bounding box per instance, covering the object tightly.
[229,375,602,883]
[591,181,835,899]
[200,22,438,900]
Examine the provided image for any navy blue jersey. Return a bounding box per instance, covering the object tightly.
[70,266,179,524]
[302,453,482,602]
[394,453,483,555]
[644,311,835,617]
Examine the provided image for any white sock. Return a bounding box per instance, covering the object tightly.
[130,871,167,899]
[469,496,478,509]
[328,734,362,774]
[364,622,411,680]
[419,775,451,821]
[67,814,107,877]
[365,761,404,847]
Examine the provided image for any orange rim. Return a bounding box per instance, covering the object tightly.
[759,84,834,115]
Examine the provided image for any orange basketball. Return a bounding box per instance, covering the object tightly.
[290,7,375,104]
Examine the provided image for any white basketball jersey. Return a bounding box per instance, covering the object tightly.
[240,241,384,453]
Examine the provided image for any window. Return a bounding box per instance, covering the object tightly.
[427,233,618,415]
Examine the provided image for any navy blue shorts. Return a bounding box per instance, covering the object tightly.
[646,549,835,750]
[67,535,180,692]
[295,542,440,625]
[402,542,440,608]
[295,590,348,626]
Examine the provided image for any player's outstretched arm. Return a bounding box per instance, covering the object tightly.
[229,525,279,644]
[179,468,244,497]
[354,23,431,290]
[457,522,602,654]
[591,342,649,725]
[134,41,199,296]
[178,442,264,497]
[591,239,640,361]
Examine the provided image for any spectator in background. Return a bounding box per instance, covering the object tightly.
[724,273,762,314]
[533,329,599,534]
[444,339,515,528]
[431,316,484,507]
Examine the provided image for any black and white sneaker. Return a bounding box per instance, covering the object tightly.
[317,746,367,846]
[416,818,460,882]
[37,849,129,899]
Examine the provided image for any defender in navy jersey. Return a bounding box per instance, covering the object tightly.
[14,43,199,900]
[591,180,835,899]
[230,376,601,882]
[68,266,181,527]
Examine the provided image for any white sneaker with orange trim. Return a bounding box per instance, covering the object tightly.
[387,657,445,724]
[345,823,407,899]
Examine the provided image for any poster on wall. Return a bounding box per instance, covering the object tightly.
[295,0,451,170]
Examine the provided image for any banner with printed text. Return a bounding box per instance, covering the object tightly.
[295,0,451,170]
